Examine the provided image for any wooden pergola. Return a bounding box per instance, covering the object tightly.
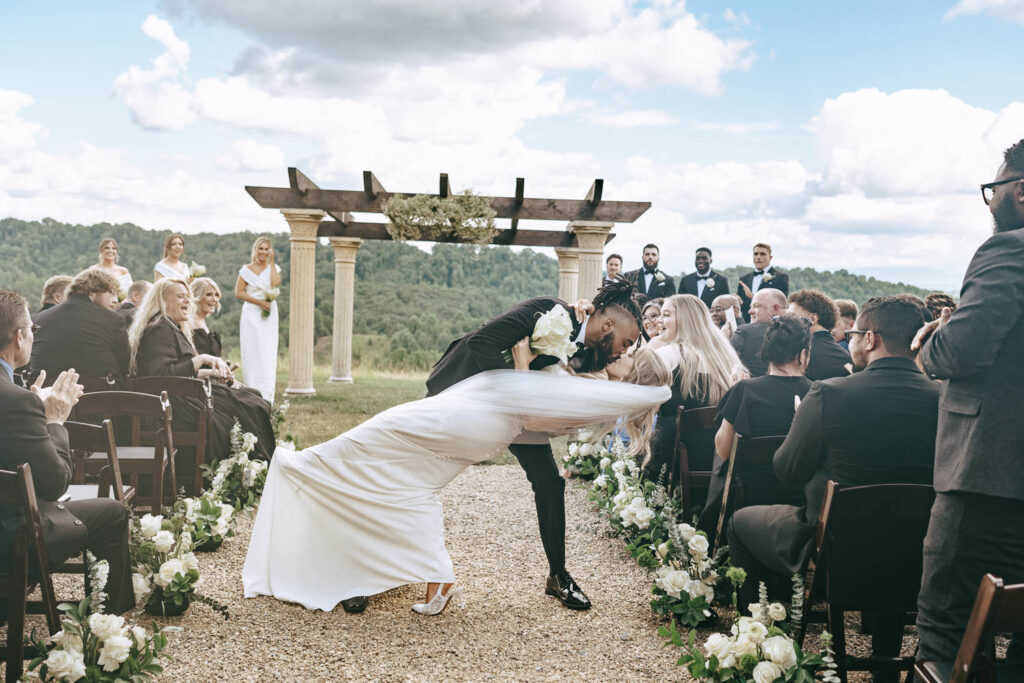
[246,168,651,396]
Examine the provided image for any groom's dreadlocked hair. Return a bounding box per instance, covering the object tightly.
[592,279,644,331]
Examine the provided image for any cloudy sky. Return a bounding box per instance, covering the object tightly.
[2,0,1023,291]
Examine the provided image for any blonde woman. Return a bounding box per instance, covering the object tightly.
[235,237,281,402]
[190,277,223,358]
[644,294,743,479]
[153,233,190,282]
[93,238,133,297]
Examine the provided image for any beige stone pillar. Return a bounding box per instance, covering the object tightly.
[569,221,614,301]
[553,247,580,303]
[281,209,324,396]
[327,237,362,384]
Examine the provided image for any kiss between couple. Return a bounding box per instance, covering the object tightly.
[242,281,671,616]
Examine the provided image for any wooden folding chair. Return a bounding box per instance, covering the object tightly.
[795,480,935,683]
[673,405,721,520]
[40,373,119,393]
[71,391,175,515]
[711,434,787,555]
[65,419,135,506]
[131,376,213,495]
[914,574,1024,683]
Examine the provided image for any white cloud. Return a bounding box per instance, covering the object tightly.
[217,139,286,171]
[587,109,679,128]
[723,8,753,26]
[0,90,46,153]
[693,120,781,134]
[945,0,1024,23]
[112,15,196,130]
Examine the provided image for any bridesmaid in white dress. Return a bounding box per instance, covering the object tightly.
[153,233,190,283]
[242,344,671,615]
[235,237,281,403]
[93,238,133,300]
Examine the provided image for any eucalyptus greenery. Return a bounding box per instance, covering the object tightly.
[382,190,497,244]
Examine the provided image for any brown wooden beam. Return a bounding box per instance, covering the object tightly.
[510,177,524,233]
[586,179,603,206]
[316,220,615,247]
[286,168,352,225]
[363,171,384,198]
[246,186,650,223]
[439,173,450,198]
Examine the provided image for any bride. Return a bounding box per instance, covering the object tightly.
[242,341,670,615]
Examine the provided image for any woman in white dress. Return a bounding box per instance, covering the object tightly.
[153,233,190,282]
[243,344,671,615]
[93,238,133,300]
[235,237,281,403]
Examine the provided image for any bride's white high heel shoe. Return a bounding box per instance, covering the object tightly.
[411,585,464,616]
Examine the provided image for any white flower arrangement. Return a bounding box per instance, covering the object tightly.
[170,489,236,551]
[527,304,579,365]
[563,431,611,479]
[260,286,280,319]
[187,261,206,278]
[202,420,269,513]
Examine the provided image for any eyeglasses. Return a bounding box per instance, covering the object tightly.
[981,177,1024,205]
[642,312,660,321]
[843,329,877,342]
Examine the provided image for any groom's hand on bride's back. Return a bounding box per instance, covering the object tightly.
[572,299,594,322]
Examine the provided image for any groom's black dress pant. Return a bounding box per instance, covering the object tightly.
[509,443,565,575]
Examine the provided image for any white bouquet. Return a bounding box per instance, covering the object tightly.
[261,286,280,319]
[505,304,579,367]
[188,261,206,278]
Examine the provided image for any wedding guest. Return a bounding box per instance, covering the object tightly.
[923,292,956,323]
[190,277,224,358]
[31,269,130,386]
[788,289,851,380]
[831,299,858,351]
[0,290,134,616]
[236,237,281,403]
[913,139,1024,669]
[730,288,788,378]
[736,243,789,321]
[679,247,729,309]
[116,280,151,324]
[604,253,624,284]
[646,294,742,480]
[698,314,812,541]
[640,298,664,347]
[39,275,71,312]
[624,244,676,300]
[727,296,937,664]
[92,237,133,298]
[153,233,190,282]
[129,278,275,462]
[710,294,740,339]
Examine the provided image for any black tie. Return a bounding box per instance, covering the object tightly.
[754,270,764,275]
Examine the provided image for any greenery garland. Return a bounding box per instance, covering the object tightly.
[381,190,498,244]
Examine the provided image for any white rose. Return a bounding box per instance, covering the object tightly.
[52,628,83,654]
[745,620,769,644]
[703,632,733,662]
[568,442,580,457]
[212,518,229,537]
[182,552,199,572]
[761,635,798,670]
[219,503,234,520]
[688,534,710,558]
[599,457,611,470]
[731,634,758,657]
[593,474,608,489]
[753,660,784,683]
[677,523,696,542]
[155,558,185,588]
[139,514,162,539]
[153,530,175,553]
[685,579,715,603]
[611,491,629,512]
[578,442,594,457]
[656,541,671,560]
[655,569,689,599]
[87,613,125,642]
[98,634,133,672]
[767,602,787,622]
[131,625,149,649]
[44,649,78,679]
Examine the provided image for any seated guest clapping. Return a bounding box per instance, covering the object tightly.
[116,280,151,324]
[31,269,130,386]
[39,275,71,312]
[0,290,134,616]
[788,289,851,380]
[645,294,743,480]
[128,278,275,461]
[189,277,223,357]
[698,314,812,540]
[730,289,788,377]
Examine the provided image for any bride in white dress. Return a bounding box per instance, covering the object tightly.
[235,237,281,402]
[243,343,670,614]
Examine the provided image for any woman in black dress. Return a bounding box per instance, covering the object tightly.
[698,314,813,539]
[189,277,223,357]
[128,278,275,463]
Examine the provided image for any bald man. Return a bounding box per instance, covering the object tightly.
[731,289,788,377]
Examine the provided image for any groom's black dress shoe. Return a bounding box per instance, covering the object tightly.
[341,596,368,613]
[545,572,591,610]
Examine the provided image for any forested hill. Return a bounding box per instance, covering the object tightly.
[0,217,935,370]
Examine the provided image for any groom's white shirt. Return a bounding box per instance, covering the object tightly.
[573,315,589,346]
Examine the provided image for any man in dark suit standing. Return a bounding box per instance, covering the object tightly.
[425,282,643,613]
[731,288,788,377]
[788,289,851,381]
[623,244,676,300]
[737,243,789,321]
[0,290,134,617]
[31,269,130,386]
[116,280,151,325]
[913,140,1024,667]
[679,247,729,308]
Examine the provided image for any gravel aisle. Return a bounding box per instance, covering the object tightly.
[154,465,686,682]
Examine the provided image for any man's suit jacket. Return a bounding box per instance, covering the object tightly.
[624,268,676,300]
[756,357,939,571]
[920,227,1024,502]
[806,329,851,382]
[426,297,582,397]
[737,267,789,320]
[730,322,769,377]
[31,295,130,385]
[679,271,730,308]
[115,302,137,325]
[0,371,87,563]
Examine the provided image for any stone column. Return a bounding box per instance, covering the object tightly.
[569,221,614,301]
[553,247,580,303]
[327,237,362,384]
[281,209,324,396]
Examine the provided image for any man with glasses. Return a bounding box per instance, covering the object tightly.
[731,288,788,377]
[912,139,1024,670]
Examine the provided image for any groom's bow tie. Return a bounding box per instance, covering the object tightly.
[754,269,765,275]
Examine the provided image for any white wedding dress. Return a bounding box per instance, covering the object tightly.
[242,370,669,612]
[238,264,280,403]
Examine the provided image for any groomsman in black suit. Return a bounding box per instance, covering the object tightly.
[737,243,789,321]
[913,139,1024,668]
[788,289,851,381]
[624,244,676,300]
[116,280,151,325]
[679,247,730,309]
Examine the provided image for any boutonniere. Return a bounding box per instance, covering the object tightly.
[762,271,775,283]
[654,271,666,282]
[705,274,716,290]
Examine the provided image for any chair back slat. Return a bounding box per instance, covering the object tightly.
[674,405,721,520]
[131,376,211,404]
[677,405,720,433]
[132,376,209,494]
[73,391,167,420]
[65,420,127,503]
[79,375,119,393]
[713,434,787,554]
[943,575,1024,683]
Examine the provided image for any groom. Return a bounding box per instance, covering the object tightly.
[425,281,643,611]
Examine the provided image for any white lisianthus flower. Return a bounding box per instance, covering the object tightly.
[677,523,696,542]
[593,474,608,489]
[762,635,798,670]
[688,534,710,558]
[685,578,715,603]
[131,625,149,649]
[219,503,234,520]
[731,634,758,657]
[139,514,162,539]
[749,603,766,622]
[153,530,175,553]
[182,552,199,572]
[655,569,690,599]
[155,558,185,588]
[611,491,629,513]
[656,541,671,560]
[767,602,787,622]
[44,649,79,680]
[567,442,580,457]
[98,634,133,672]
[87,613,126,641]
[132,572,151,603]
[745,620,769,644]
[753,660,784,683]
[530,305,577,363]
[704,632,733,662]
[578,442,594,457]
[599,457,612,470]
[52,628,83,654]
[212,518,229,537]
